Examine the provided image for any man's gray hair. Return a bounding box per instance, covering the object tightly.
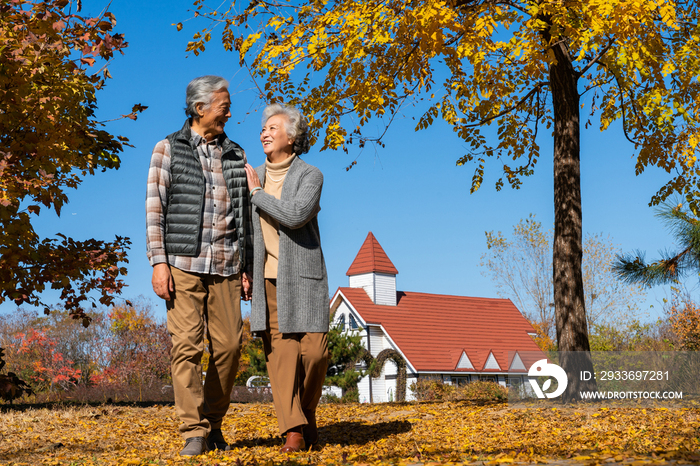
[185,76,229,119]
[262,103,311,155]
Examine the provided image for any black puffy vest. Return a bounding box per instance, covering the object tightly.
[164,121,249,268]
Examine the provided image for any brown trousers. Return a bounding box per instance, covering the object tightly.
[167,266,243,439]
[262,279,328,435]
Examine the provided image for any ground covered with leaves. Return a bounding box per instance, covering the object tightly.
[1,401,699,465]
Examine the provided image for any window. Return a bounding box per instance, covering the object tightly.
[479,375,497,383]
[336,313,345,330]
[349,313,359,330]
[506,375,523,387]
[451,376,471,386]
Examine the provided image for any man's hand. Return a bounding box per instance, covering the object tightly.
[242,271,253,301]
[152,263,174,300]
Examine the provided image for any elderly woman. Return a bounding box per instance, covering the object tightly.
[244,103,329,453]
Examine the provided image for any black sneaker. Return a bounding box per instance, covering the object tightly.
[206,428,230,451]
[180,436,207,456]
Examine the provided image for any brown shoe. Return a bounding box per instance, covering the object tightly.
[280,431,305,453]
[303,410,318,446]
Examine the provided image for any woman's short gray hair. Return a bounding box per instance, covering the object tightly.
[262,103,310,154]
[185,76,229,119]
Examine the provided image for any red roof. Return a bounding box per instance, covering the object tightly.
[346,232,399,276]
[332,287,544,373]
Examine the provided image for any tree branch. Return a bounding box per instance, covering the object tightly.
[463,82,548,128]
[577,39,616,78]
[450,0,530,16]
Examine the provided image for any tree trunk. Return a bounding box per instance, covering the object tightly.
[549,42,596,401]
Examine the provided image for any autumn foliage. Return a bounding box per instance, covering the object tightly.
[0,0,144,319]
[10,328,82,393]
[1,401,699,465]
[0,303,172,402]
[666,294,700,351]
[193,0,699,206]
[410,378,508,402]
[189,0,700,401]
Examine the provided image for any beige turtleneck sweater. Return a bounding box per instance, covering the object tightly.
[260,154,296,278]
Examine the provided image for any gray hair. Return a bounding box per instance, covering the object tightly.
[262,103,310,154]
[185,76,229,119]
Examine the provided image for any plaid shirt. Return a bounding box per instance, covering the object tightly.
[146,132,245,277]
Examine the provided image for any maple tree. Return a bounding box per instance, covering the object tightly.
[188,0,699,400]
[39,308,111,386]
[10,328,82,394]
[0,0,145,322]
[0,309,82,396]
[0,308,110,388]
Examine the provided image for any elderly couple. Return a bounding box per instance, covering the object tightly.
[146,75,329,456]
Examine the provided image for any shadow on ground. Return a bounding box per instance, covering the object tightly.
[228,420,413,449]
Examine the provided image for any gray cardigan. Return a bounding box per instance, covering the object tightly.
[249,156,330,334]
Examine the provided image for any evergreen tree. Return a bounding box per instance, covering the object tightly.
[325,319,372,401]
[614,202,700,287]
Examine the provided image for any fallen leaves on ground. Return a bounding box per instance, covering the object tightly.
[0,401,699,465]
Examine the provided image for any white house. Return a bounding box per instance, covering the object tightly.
[330,232,545,403]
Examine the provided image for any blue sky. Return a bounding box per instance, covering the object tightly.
[2,0,693,321]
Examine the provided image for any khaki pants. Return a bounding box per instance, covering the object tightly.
[167,266,243,439]
[262,279,328,435]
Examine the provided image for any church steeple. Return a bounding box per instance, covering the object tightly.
[346,232,398,306]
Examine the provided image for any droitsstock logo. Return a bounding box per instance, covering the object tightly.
[528,359,568,399]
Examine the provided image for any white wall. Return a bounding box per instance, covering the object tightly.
[349,272,397,306]
[371,375,386,403]
[383,359,397,377]
[374,273,397,306]
[368,326,384,356]
[405,375,418,402]
[358,376,370,403]
[349,273,374,301]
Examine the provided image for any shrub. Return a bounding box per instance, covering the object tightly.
[410,379,507,402]
[410,378,452,402]
[448,381,508,402]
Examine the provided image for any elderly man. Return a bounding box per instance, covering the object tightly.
[146,75,252,456]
